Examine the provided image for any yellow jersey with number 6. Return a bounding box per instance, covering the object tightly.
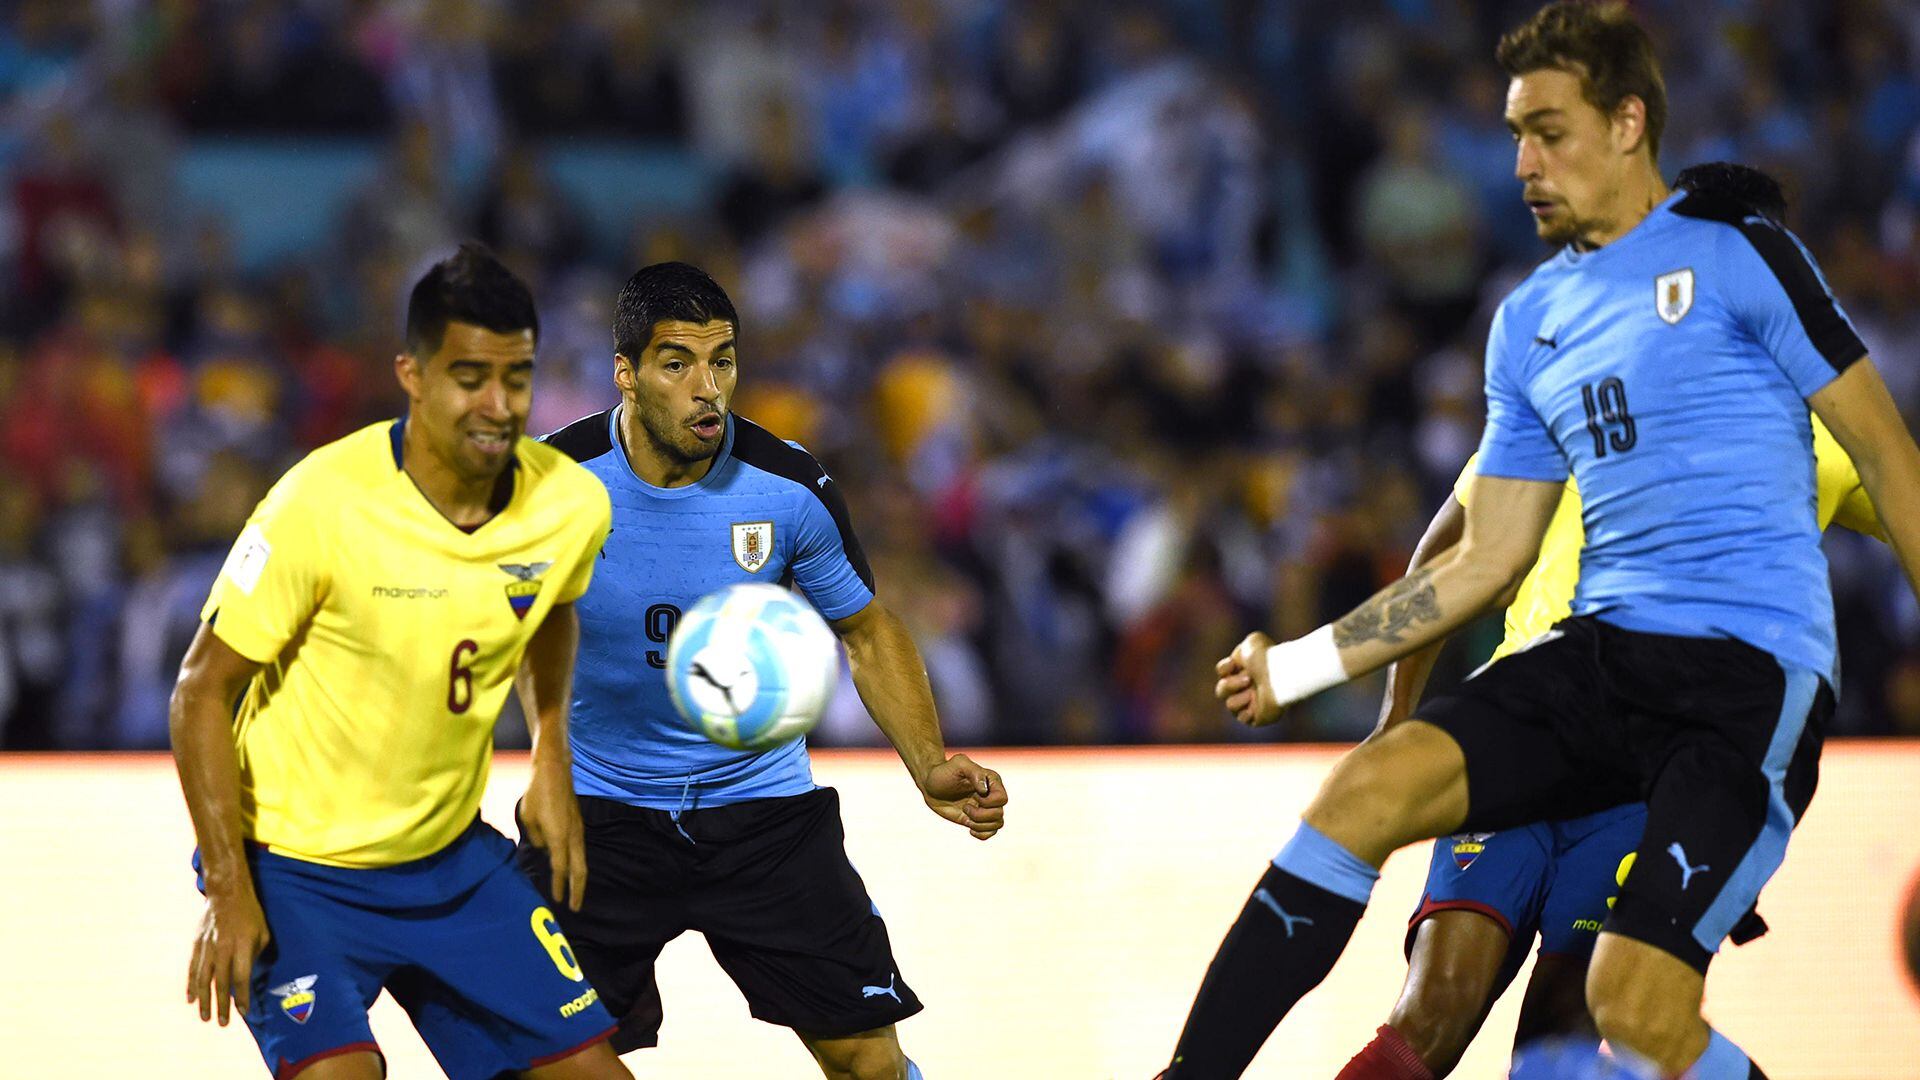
[200,420,611,868]
[1460,415,1883,662]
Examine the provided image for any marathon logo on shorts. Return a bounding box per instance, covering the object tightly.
[269,975,317,1024]
[498,560,553,619]
[558,986,599,1018]
[1451,833,1495,870]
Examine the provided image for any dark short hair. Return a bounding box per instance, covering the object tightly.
[1498,1,1667,161]
[1674,161,1787,221]
[405,242,539,357]
[613,262,739,360]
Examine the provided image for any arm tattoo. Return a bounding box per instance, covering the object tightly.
[1333,569,1442,648]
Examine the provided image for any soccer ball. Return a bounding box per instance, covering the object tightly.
[665,583,840,752]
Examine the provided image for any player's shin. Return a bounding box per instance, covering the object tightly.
[1165,824,1380,1077]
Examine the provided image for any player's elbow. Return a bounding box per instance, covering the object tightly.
[166,671,215,752]
[1439,543,1530,616]
[832,599,891,654]
[167,660,249,752]
[1493,572,1526,610]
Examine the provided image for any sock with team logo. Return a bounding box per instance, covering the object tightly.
[1334,1024,1435,1080]
[1164,824,1379,1077]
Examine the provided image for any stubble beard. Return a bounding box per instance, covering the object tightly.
[638,402,723,466]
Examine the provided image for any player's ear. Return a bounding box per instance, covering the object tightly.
[1612,94,1649,156]
[395,351,424,401]
[613,353,636,395]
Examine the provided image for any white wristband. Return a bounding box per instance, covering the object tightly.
[1264,624,1350,707]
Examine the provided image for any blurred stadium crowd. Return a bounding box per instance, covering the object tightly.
[2,0,1918,750]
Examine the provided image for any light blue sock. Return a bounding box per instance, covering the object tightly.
[1510,1036,1660,1079]
[1271,821,1380,904]
[1681,1030,1754,1079]
[905,1060,923,1080]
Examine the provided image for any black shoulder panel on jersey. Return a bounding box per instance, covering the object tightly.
[1668,188,1754,226]
[1673,194,1866,374]
[729,414,875,592]
[541,409,616,462]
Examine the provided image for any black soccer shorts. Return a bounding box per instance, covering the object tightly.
[1417,614,1828,973]
[514,786,922,1052]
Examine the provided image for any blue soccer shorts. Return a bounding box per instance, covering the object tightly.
[197,818,615,1079]
[1407,802,1646,990]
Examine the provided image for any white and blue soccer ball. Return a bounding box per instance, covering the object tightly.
[665,583,841,752]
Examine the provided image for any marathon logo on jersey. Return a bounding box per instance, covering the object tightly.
[731,521,774,573]
[268,975,317,1024]
[498,560,553,619]
[1656,267,1694,324]
[1451,832,1495,870]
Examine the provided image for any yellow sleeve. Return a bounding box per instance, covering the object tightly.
[1812,416,1888,541]
[1833,482,1886,541]
[1453,453,1480,508]
[199,470,329,664]
[555,481,613,604]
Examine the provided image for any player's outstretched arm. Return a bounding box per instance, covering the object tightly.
[1374,493,1467,737]
[1812,359,1920,600]
[1219,475,1561,727]
[516,602,589,910]
[169,623,269,1027]
[831,599,1006,840]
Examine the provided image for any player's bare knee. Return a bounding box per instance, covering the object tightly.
[1309,723,1466,855]
[1392,964,1492,1065]
[831,1046,906,1080]
[805,1030,905,1080]
[1586,965,1697,1060]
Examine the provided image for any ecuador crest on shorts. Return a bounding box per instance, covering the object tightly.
[269,975,317,1024]
[498,560,553,619]
[1451,832,1495,870]
[731,521,774,573]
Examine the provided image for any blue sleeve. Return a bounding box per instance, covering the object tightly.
[1720,220,1866,399]
[1474,303,1568,482]
[788,485,875,622]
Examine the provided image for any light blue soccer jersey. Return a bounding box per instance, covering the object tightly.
[1475,188,1867,678]
[544,409,875,808]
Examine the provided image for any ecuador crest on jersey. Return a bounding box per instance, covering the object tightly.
[1451,832,1495,870]
[499,560,553,619]
[269,974,317,1024]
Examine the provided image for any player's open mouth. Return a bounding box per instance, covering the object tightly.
[469,430,511,453]
[690,414,723,439]
[1526,199,1557,218]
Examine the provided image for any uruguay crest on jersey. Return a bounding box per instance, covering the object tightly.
[732,521,773,573]
[1655,267,1694,324]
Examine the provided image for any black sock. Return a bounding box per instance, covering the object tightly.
[1164,864,1368,1078]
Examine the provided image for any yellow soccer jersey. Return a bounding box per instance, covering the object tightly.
[200,420,612,868]
[1461,416,1882,662]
